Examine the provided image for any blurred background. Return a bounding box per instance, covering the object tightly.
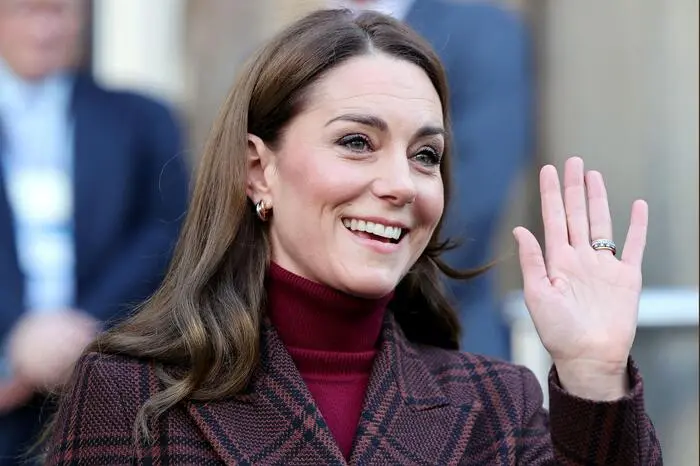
[1,0,698,464]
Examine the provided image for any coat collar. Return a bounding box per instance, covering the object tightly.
[185,312,483,465]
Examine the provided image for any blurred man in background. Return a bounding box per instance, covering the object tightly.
[332,0,533,359]
[0,0,189,463]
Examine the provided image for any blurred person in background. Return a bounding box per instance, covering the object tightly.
[0,0,189,463]
[331,0,532,359]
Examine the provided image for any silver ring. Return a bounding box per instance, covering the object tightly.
[591,238,616,255]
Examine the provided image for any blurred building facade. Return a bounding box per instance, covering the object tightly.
[90,0,698,463]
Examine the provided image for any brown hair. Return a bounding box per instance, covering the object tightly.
[49,8,486,445]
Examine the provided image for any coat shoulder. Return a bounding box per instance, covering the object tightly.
[72,74,181,140]
[74,74,175,115]
[78,351,154,378]
[69,351,158,408]
[58,352,160,437]
[45,352,158,464]
[80,350,148,365]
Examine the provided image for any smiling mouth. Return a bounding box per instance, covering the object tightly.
[342,218,408,244]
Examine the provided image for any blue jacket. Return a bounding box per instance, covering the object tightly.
[0,74,189,342]
[406,0,534,357]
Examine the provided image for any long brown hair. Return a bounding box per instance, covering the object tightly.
[57,8,485,444]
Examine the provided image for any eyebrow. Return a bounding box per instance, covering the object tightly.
[325,113,445,138]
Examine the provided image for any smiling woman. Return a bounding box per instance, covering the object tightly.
[41,8,662,465]
[249,52,447,298]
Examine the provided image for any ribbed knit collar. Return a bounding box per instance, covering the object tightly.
[266,262,392,355]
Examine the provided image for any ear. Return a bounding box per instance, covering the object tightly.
[246,134,276,203]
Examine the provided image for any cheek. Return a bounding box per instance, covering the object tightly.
[275,147,367,207]
[274,149,327,203]
[417,179,445,229]
[58,22,81,47]
[2,22,27,49]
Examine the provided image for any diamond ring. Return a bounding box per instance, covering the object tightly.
[591,238,616,256]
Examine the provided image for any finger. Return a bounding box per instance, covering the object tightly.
[563,157,590,247]
[585,170,614,245]
[540,165,569,254]
[513,226,552,295]
[621,200,648,267]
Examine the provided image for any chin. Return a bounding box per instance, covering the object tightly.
[15,64,51,81]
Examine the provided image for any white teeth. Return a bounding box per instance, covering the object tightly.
[342,218,404,240]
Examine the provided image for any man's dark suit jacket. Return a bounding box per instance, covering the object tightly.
[46,314,662,465]
[406,0,533,358]
[0,73,189,342]
[0,73,188,466]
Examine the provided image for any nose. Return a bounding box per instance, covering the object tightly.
[371,152,417,207]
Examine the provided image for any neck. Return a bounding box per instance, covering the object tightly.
[266,262,392,352]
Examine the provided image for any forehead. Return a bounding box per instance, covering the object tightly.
[304,53,444,125]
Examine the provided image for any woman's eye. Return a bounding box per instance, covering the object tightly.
[413,147,442,166]
[338,134,372,152]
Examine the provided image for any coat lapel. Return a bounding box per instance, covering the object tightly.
[71,75,110,281]
[0,118,25,336]
[185,323,347,465]
[348,314,482,465]
[185,314,482,465]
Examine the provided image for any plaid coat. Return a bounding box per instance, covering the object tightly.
[46,314,662,465]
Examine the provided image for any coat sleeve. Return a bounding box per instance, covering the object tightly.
[44,353,136,465]
[516,360,663,465]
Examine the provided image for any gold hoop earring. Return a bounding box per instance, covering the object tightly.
[256,200,271,221]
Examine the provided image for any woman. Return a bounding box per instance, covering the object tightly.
[43,9,661,465]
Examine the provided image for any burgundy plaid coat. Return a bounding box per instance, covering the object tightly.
[46,313,662,465]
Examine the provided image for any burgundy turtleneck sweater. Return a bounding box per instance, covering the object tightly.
[266,263,392,458]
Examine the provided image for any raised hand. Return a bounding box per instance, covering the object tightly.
[513,157,648,400]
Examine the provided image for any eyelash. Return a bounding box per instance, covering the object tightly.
[336,134,443,166]
[338,134,373,153]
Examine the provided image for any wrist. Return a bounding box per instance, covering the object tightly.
[554,358,630,401]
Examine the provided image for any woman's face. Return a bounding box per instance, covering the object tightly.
[250,53,445,298]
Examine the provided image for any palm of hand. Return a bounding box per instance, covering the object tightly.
[527,239,642,366]
[514,157,648,373]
